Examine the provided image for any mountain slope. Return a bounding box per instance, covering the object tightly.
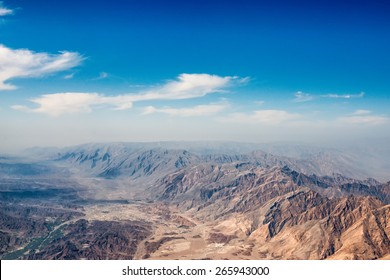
[56,144,200,180]
[145,163,390,259]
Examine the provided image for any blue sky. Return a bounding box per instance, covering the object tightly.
[0,0,389,151]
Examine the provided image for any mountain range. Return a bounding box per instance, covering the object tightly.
[1,142,389,260]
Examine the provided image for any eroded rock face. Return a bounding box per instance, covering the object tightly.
[147,164,390,259]
[259,192,390,259]
[142,236,185,259]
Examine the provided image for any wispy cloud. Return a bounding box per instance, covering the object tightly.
[292,91,365,102]
[254,100,265,105]
[0,44,84,90]
[99,72,108,79]
[12,74,243,116]
[351,109,371,115]
[221,110,300,125]
[338,110,388,125]
[237,76,251,84]
[93,72,109,80]
[142,102,229,117]
[63,73,75,80]
[0,2,13,16]
[321,92,365,99]
[293,91,313,102]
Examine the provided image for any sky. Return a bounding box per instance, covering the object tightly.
[0,0,389,152]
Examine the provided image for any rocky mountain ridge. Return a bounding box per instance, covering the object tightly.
[51,143,387,183]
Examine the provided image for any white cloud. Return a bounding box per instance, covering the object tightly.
[339,110,388,125]
[321,92,365,99]
[292,91,365,102]
[293,91,313,102]
[0,44,84,90]
[12,93,105,116]
[64,73,75,80]
[237,76,251,84]
[12,74,242,116]
[148,73,239,100]
[221,110,300,125]
[0,2,13,16]
[142,102,229,117]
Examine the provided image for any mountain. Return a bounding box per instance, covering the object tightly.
[44,142,389,182]
[150,163,389,216]
[56,144,200,180]
[256,143,390,181]
[148,164,390,259]
[1,142,389,260]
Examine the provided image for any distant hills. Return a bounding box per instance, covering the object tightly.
[28,141,388,181]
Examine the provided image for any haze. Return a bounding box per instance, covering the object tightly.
[1,0,389,153]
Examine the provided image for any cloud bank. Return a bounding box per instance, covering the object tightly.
[12,74,241,116]
[221,110,301,125]
[142,102,229,117]
[339,110,388,125]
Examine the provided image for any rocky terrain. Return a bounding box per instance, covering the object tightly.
[25,219,152,260]
[0,142,389,260]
